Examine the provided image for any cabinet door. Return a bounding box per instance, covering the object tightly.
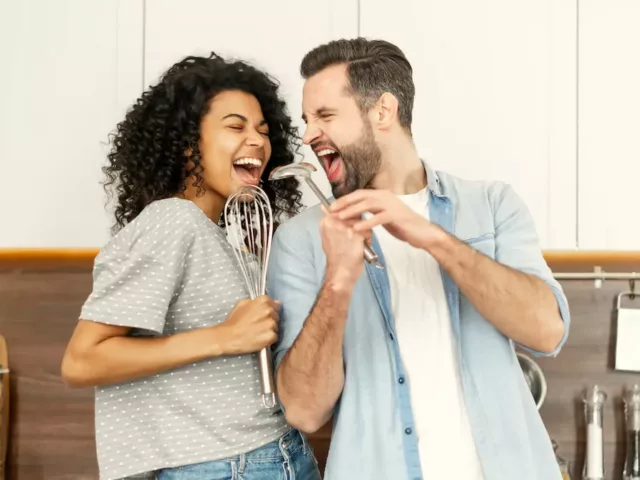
[143,0,358,208]
[0,0,143,248]
[360,0,577,250]
[577,0,640,250]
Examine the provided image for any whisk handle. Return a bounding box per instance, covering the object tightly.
[258,347,277,408]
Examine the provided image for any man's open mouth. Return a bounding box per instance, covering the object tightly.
[316,148,343,182]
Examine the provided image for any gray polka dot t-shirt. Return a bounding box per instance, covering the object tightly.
[80,198,290,480]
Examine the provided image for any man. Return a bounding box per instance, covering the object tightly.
[266,38,570,480]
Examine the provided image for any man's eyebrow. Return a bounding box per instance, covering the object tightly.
[301,107,336,123]
[317,107,336,115]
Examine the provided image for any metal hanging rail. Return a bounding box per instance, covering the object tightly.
[553,272,640,281]
[552,266,639,291]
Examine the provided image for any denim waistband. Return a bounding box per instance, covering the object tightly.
[239,428,306,462]
[153,429,314,479]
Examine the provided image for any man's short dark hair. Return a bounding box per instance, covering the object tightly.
[300,37,415,131]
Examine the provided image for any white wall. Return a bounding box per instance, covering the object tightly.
[577,0,640,250]
[360,0,577,250]
[0,0,142,248]
[0,0,348,248]
[1,0,637,251]
[142,0,357,211]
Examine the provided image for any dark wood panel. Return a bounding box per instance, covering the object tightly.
[1,262,639,478]
[536,280,640,479]
[0,269,97,480]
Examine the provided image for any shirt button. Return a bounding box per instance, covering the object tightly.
[398,377,405,384]
[405,427,412,435]
[389,333,394,340]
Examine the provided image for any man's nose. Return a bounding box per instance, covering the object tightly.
[302,123,321,145]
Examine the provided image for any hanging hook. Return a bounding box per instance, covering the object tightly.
[629,276,636,300]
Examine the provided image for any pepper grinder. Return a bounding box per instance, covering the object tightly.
[623,384,640,480]
[583,385,607,480]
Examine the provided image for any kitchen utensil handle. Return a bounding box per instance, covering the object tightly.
[305,179,384,270]
[258,347,276,408]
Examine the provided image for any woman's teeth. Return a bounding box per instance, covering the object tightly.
[233,157,262,167]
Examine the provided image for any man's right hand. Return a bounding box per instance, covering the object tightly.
[273,207,364,433]
[216,295,280,355]
[320,206,373,291]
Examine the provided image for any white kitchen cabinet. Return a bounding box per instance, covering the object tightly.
[7,0,636,252]
[359,0,578,250]
[143,0,358,208]
[0,0,143,248]
[577,0,640,250]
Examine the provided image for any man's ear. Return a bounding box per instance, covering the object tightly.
[371,92,399,130]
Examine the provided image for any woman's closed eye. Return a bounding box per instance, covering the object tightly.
[228,125,269,136]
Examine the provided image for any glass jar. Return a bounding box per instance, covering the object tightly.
[623,384,640,480]
[582,385,606,480]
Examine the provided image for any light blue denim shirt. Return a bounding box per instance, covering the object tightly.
[266,162,570,480]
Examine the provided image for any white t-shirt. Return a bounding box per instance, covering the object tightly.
[374,188,484,479]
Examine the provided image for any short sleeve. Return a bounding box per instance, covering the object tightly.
[80,204,193,334]
[491,182,571,357]
[266,220,319,375]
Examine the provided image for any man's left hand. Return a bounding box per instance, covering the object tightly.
[330,189,443,250]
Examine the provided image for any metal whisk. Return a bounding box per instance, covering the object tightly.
[223,185,277,409]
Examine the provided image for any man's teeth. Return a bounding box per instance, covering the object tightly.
[233,158,262,167]
[317,149,337,157]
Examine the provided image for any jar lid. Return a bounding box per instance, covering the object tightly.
[624,384,640,406]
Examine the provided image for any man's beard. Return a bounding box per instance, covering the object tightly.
[330,119,382,198]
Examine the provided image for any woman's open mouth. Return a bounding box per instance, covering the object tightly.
[233,157,262,186]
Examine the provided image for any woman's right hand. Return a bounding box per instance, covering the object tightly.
[215,295,280,355]
[61,295,280,388]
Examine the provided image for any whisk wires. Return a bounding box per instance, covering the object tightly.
[224,186,273,299]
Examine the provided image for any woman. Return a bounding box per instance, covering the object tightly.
[61,52,320,480]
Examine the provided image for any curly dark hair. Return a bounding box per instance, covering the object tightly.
[103,52,303,233]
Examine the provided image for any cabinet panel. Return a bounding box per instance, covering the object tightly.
[0,0,143,247]
[577,0,640,250]
[360,0,577,249]
[144,0,358,208]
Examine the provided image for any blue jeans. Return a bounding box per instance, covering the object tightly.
[156,429,321,480]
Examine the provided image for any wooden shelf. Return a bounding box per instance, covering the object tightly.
[3,249,640,269]
[543,251,640,272]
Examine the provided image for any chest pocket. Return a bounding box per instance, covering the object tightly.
[462,232,496,260]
